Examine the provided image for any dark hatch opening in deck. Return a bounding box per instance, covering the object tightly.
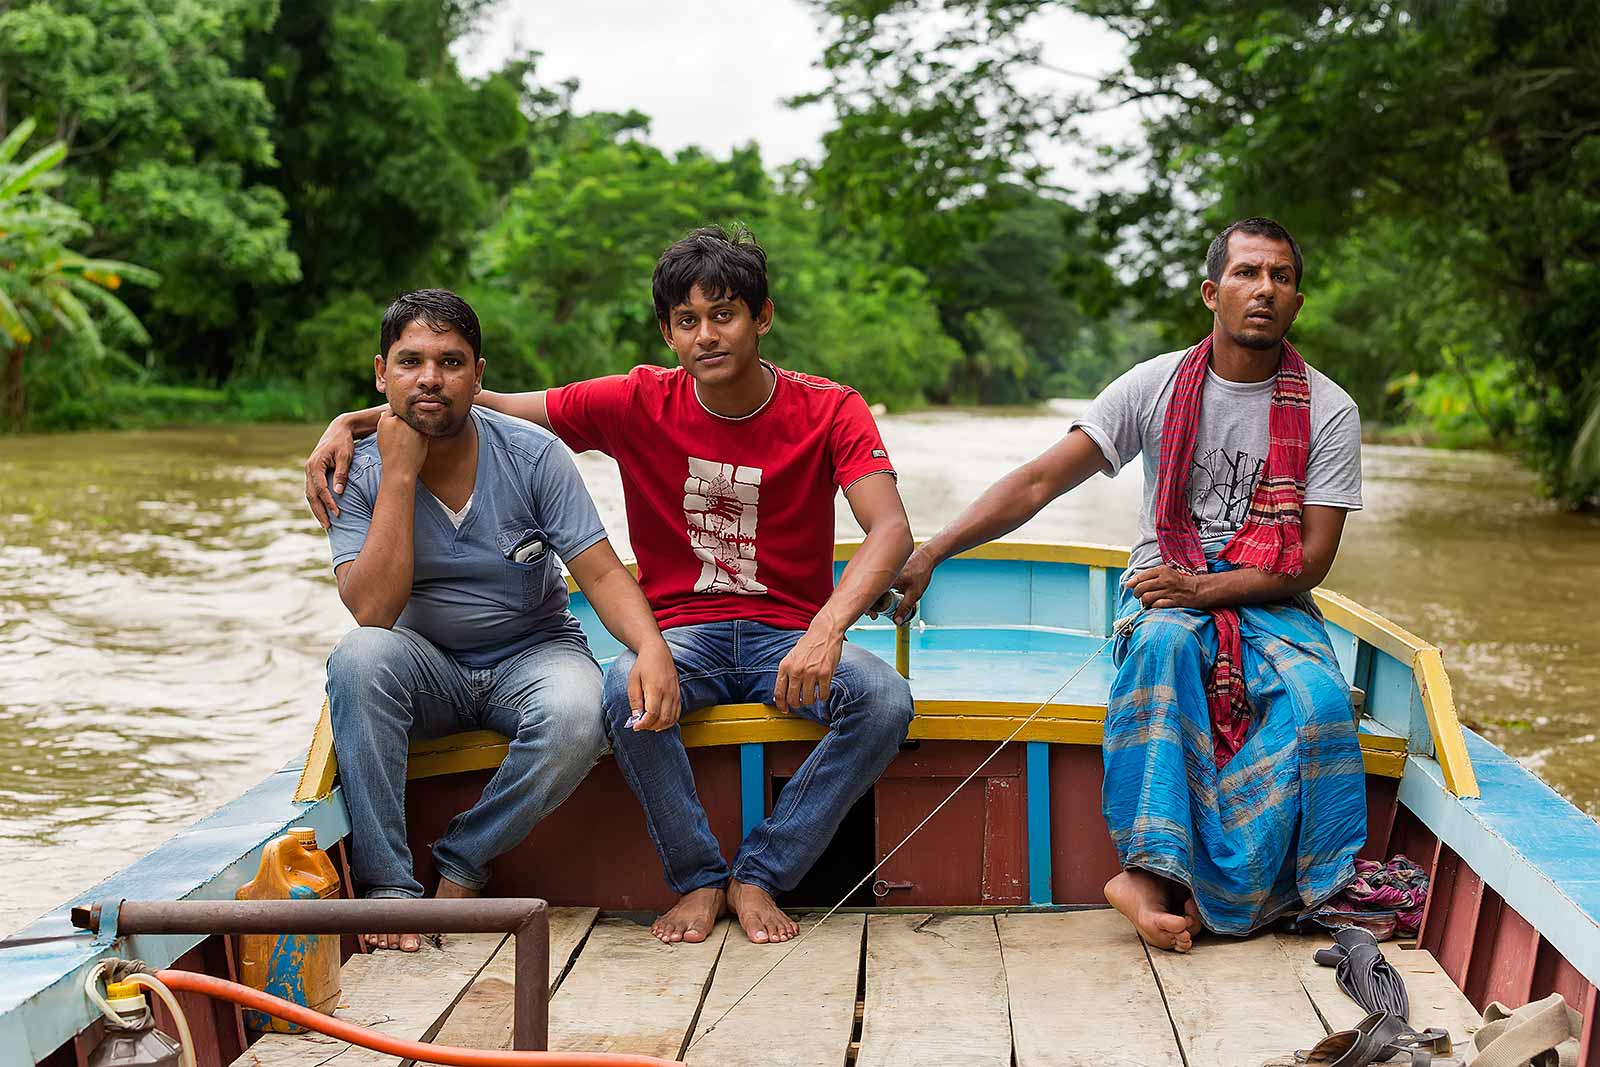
[770,777,877,908]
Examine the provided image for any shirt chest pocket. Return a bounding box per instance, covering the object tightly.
[495,523,553,612]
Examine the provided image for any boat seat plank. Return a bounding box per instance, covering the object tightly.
[232,932,506,1066]
[857,914,1011,1067]
[428,906,601,1051]
[547,916,731,1058]
[998,910,1183,1067]
[1147,933,1325,1067]
[684,914,864,1067]
[1275,934,1483,1051]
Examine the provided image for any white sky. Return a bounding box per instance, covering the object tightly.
[456,0,1143,196]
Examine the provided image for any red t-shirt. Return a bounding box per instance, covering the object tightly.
[545,362,896,632]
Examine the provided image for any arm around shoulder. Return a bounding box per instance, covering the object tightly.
[476,389,550,430]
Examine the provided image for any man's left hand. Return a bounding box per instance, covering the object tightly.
[1123,565,1210,610]
[774,622,844,714]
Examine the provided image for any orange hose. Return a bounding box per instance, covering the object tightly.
[153,969,685,1067]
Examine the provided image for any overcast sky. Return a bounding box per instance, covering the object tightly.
[456,0,1141,195]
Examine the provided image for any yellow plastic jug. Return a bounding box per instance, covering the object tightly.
[235,827,341,1033]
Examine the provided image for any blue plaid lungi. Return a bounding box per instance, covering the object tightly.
[1101,567,1366,935]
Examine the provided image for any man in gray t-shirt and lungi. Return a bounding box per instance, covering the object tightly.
[892,218,1366,952]
[322,289,679,951]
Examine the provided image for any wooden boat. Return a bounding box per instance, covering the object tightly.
[4,541,1598,1066]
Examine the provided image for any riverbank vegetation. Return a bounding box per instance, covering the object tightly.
[2,0,1596,506]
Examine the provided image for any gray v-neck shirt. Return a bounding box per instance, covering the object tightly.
[327,407,607,668]
[1070,349,1363,575]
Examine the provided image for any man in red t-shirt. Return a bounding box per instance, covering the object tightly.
[307,226,915,946]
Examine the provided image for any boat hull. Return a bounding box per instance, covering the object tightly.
[7,542,1598,1065]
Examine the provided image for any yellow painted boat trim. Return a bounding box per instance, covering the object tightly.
[298,539,1471,801]
[1413,647,1477,797]
[291,701,1411,801]
[294,699,338,802]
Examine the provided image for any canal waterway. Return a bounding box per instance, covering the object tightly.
[2,405,1597,935]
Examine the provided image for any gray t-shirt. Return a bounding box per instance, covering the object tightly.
[327,407,608,668]
[1071,350,1363,575]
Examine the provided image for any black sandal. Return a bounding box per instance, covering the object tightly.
[1295,1010,1455,1066]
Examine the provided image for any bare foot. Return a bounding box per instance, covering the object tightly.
[435,874,479,900]
[361,875,478,952]
[1181,894,1203,938]
[1104,869,1194,952]
[652,886,726,945]
[727,878,799,944]
[362,931,421,952]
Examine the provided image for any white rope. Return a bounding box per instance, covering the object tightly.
[691,613,1136,1047]
[125,972,196,1067]
[85,961,198,1067]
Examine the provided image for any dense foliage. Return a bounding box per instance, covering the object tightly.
[808,0,1600,505]
[4,0,1596,506]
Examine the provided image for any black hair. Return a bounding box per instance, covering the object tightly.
[379,288,482,360]
[1205,217,1305,289]
[651,224,769,325]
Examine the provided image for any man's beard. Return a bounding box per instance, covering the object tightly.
[1230,326,1284,351]
[400,399,469,438]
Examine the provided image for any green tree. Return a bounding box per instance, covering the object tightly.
[0,0,298,383]
[468,122,758,388]
[0,120,157,428]
[809,0,1600,505]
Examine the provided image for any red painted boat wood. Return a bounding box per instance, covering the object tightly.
[864,742,1027,907]
[402,748,744,911]
[1046,744,1121,904]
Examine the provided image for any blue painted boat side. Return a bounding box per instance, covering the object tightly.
[739,743,765,839]
[1025,742,1053,905]
[0,761,350,1066]
[1400,731,1600,988]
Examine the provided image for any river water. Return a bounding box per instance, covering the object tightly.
[2,406,1598,935]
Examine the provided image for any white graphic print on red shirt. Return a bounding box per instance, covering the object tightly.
[684,456,769,595]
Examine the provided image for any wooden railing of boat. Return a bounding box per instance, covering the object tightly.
[292,539,1475,803]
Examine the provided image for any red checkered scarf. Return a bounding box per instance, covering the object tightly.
[1153,335,1311,766]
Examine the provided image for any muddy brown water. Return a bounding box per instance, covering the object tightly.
[3,404,1597,935]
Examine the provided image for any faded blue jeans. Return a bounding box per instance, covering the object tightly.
[603,620,914,897]
[326,626,606,898]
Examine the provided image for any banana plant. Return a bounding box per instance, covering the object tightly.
[0,118,159,430]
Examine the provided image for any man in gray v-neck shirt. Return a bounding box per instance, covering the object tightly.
[321,289,680,950]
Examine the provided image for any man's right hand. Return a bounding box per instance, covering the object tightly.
[890,546,938,624]
[306,415,361,529]
[628,639,682,732]
[376,412,428,480]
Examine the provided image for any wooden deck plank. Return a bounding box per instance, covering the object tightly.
[1147,933,1325,1067]
[857,914,1011,1067]
[233,933,505,1066]
[428,907,601,1051]
[1275,934,1483,1051]
[547,916,731,1058]
[999,910,1184,1067]
[684,914,864,1067]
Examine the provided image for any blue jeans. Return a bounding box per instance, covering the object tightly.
[326,626,606,898]
[603,621,914,896]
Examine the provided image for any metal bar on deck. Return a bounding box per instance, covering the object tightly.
[71,897,551,1051]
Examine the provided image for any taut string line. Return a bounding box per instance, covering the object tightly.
[689,611,1138,1048]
